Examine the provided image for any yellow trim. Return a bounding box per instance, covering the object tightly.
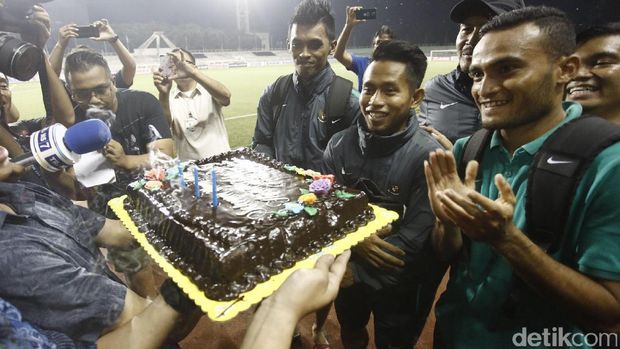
[109,195,398,321]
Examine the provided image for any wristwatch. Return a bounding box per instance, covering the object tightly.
[109,35,119,43]
[159,279,197,314]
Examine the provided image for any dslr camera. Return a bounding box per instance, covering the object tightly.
[0,0,53,81]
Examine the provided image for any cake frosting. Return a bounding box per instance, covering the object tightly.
[124,148,373,300]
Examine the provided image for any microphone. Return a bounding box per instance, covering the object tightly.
[12,119,111,172]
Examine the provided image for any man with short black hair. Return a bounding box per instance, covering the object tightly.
[62,49,173,298]
[324,40,445,349]
[418,0,524,143]
[567,22,620,123]
[253,0,361,171]
[425,7,620,348]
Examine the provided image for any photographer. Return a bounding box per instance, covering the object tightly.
[334,6,394,91]
[50,18,136,88]
[0,3,82,199]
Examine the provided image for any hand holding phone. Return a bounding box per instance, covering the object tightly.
[355,8,377,20]
[75,25,99,39]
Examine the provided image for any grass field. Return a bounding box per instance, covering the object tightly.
[11,61,455,148]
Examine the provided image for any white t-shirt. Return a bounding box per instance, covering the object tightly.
[168,83,231,160]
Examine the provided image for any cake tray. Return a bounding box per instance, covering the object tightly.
[109,195,398,321]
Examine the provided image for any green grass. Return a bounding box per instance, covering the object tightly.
[11,61,454,148]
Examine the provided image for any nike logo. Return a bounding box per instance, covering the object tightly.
[331,118,342,124]
[546,157,573,165]
[439,102,458,109]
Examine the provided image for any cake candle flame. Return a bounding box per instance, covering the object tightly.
[193,166,200,199]
[211,167,219,208]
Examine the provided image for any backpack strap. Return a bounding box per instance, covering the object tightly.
[320,75,354,148]
[526,115,620,253]
[271,73,293,130]
[458,128,493,180]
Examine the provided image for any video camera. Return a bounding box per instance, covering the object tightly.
[0,0,53,81]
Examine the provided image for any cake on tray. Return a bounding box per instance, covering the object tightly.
[124,148,374,301]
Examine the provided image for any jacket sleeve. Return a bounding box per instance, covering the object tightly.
[344,90,362,128]
[252,84,276,158]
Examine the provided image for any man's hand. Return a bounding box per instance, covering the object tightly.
[345,6,365,27]
[420,125,453,151]
[92,19,117,42]
[57,24,78,47]
[424,149,478,225]
[0,146,24,182]
[353,233,405,269]
[103,139,129,170]
[439,173,516,244]
[153,69,172,95]
[270,250,351,319]
[167,50,197,80]
[20,5,51,49]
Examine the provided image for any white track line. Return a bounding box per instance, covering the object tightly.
[225,113,257,121]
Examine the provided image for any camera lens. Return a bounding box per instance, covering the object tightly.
[0,33,42,81]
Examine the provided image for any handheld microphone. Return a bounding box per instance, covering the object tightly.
[12,119,111,172]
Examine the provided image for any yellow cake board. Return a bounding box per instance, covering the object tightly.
[109,195,398,321]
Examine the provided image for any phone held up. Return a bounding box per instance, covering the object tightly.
[75,25,100,39]
[355,8,377,20]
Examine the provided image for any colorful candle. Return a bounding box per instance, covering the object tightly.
[193,166,200,198]
[211,167,219,207]
[177,160,186,188]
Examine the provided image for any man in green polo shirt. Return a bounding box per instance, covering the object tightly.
[424,6,620,348]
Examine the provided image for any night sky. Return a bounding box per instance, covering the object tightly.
[44,0,619,48]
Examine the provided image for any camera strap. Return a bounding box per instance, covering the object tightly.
[36,50,53,121]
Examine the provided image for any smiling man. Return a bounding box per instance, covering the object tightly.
[323,40,445,349]
[567,23,620,123]
[425,7,620,348]
[418,0,524,143]
[253,0,361,171]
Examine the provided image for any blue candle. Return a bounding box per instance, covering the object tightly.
[211,167,219,207]
[193,166,200,198]
[177,160,186,188]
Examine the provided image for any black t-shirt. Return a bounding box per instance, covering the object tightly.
[87,89,172,217]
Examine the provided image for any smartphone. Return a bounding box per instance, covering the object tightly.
[356,8,377,20]
[159,54,174,78]
[75,25,100,39]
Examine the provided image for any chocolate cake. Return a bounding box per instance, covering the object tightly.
[124,148,374,301]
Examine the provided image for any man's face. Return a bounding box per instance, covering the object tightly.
[372,34,392,50]
[566,35,620,118]
[360,60,420,135]
[469,23,563,130]
[289,22,335,81]
[456,15,490,73]
[68,65,117,112]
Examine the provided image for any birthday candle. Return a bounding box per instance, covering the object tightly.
[211,167,219,207]
[193,166,200,198]
[177,160,186,188]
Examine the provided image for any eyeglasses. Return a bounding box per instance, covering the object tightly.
[72,82,112,102]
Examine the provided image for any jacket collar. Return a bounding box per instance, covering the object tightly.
[356,112,418,158]
[293,64,334,100]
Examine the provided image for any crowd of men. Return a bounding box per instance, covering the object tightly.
[1,0,619,348]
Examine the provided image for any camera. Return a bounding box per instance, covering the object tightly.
[75,25,100,39]
[355,8,377,20]
[0,0,53,81]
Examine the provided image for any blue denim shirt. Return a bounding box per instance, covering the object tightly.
[0,181,126,344]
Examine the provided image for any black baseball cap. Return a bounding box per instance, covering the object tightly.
[450,0,525,23]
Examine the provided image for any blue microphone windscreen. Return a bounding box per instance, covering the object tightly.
[64,119,112,154]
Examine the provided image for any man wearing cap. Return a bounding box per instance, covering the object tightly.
[418,0,524,144]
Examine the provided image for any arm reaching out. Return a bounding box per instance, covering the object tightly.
[241,251,351,349]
